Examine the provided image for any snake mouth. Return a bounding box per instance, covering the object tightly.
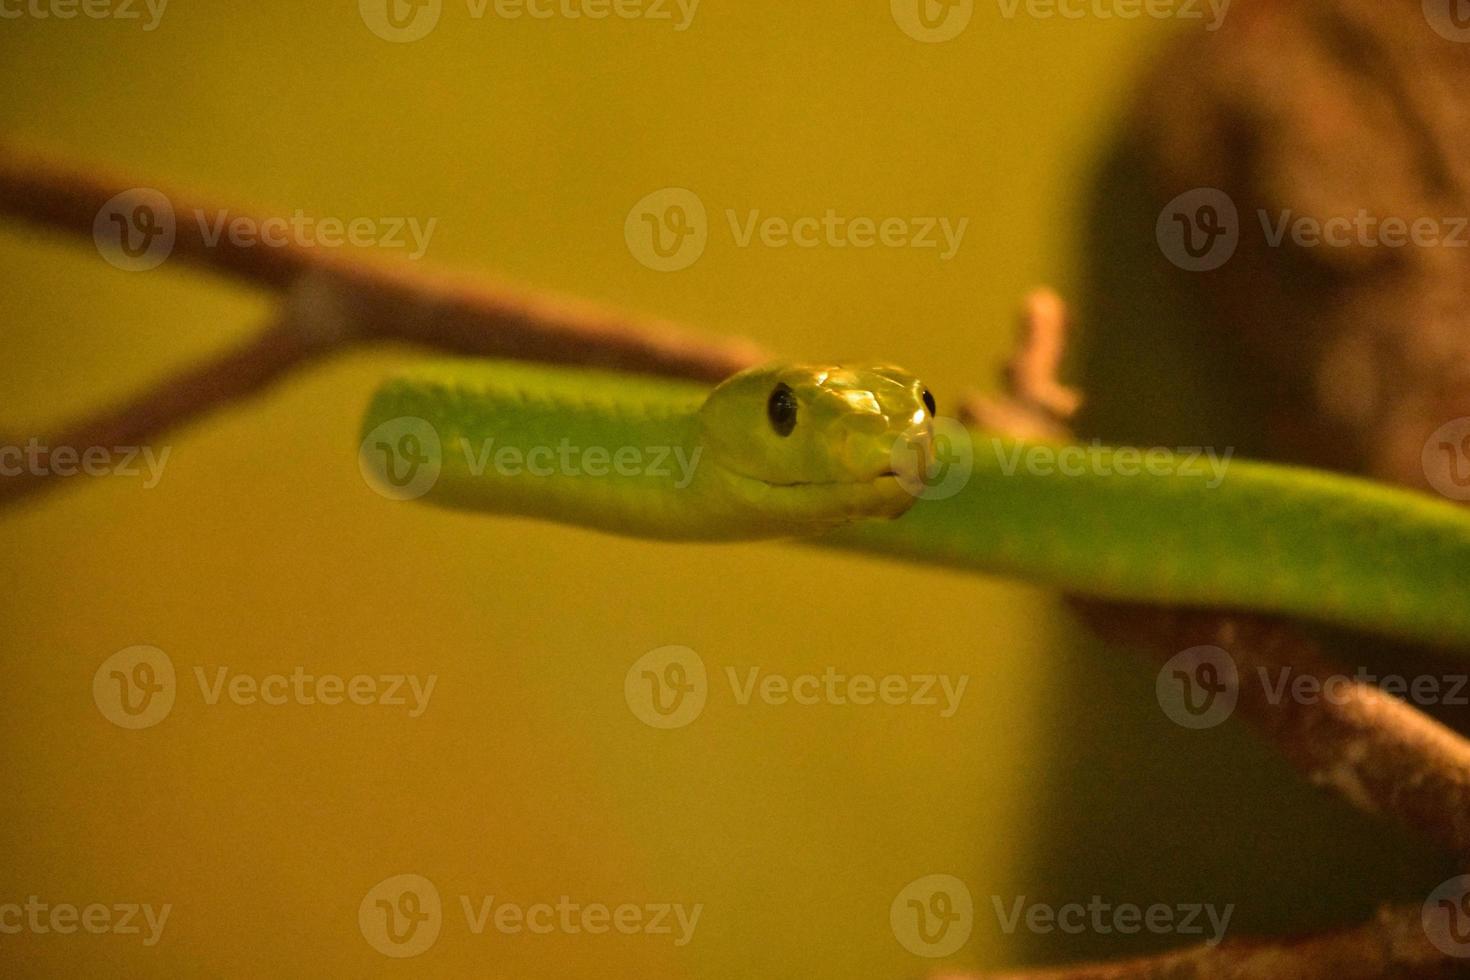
[711,464,917,524]
[758,472,899,489]
[716,464,905,491]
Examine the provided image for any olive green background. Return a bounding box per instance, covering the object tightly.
[0,2,1447,976]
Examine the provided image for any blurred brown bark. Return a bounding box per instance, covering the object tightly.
[1134,0,1470,488]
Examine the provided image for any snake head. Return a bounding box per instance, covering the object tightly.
[698,362,936,531]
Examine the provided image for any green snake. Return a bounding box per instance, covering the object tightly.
[361,359,1470,649]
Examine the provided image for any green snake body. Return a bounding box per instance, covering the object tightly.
[362,359,1470,648]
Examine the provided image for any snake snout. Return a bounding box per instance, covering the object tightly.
[831,406,935,488]
[830,409,897,478]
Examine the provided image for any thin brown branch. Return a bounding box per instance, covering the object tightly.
[1005,287,1082,420]
[0,141,768,508]
[961,288,1079,441]
[940,902,1462,979]
[0,313,324,509]
[0,142,766,382]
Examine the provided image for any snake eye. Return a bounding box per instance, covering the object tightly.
[767,383,798,437]
[922,389,936,416]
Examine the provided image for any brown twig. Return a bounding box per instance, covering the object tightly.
[0,312,325,508]
[1003,288,1083,421]
[0,142,767,508]
[960,288,1081,441]
[0,143,767,380]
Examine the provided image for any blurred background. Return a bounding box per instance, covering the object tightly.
[0,1,1458,976]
